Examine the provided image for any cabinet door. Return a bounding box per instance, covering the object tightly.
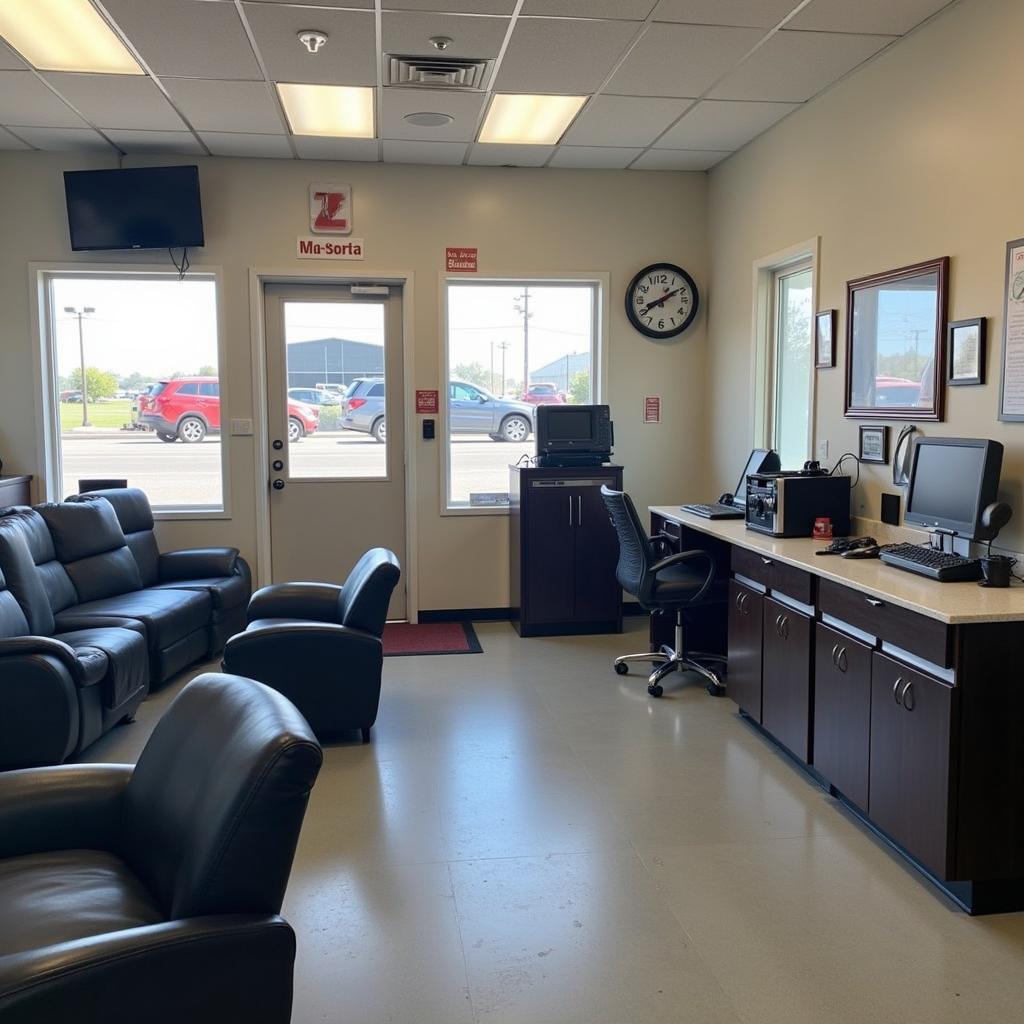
[525,486,577,622]
[813,623,871,810]
[762,597,812,762]
[869,653,954,878]
[574,485,621,623]
[727,580,763,721]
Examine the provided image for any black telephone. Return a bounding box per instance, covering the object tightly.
[816,536,877,556]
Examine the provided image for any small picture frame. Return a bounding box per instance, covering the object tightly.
[947,317,986,386]
[859,425,890,465]
[815,309,836,368]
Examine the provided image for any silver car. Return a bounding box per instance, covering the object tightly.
[342,378,534,443]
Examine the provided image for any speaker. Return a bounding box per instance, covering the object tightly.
[881,492,901,526]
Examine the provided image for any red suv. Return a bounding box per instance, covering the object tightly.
[135,376,318,443]
[521,382,566,406]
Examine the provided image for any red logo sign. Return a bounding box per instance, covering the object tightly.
[446,247,478,273]
[416,389,439,414]
[644,396,661,423]
[309,183,352,235]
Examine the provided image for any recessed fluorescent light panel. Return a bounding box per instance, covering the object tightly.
[479,94,586,146]
[0,0,141,74]
[277,83,375,139]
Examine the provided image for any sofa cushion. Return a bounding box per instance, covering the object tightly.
[71,489,160,586]
[0,511,65,631]
[55,627,149,707]
[0,849,163,958]
[0,567,30,640]
[149,574,249,611]
[55,588,212,653]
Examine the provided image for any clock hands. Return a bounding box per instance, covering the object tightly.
[640,286,686,316]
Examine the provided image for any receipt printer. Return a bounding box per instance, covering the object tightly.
[745,470,851,538]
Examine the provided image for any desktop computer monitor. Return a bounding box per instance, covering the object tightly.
[733,448,781,505]
[904,437,1003,540]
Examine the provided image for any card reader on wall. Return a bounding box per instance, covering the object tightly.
[745,471,852,537]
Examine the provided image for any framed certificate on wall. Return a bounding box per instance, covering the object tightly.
[998,237,1024,420]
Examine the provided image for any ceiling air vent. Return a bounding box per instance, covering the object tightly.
[384,54,492,91]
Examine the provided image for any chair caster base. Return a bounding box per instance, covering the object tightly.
[360,727,371,743]
[705,681,726,697]
[647,684,664,698]
[614,662,630,676]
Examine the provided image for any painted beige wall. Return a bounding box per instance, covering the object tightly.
[707,0,1024,552]
[0,154,709,610]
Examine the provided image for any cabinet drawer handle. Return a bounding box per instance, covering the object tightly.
[775,614,783,637]
[577,495,582,526]
[900,679,915,711]
[736,592,744,612]
[893,676,904,706]
[761,556,773,566]
[836,647,848,673]
[831,643,839,667]
[866,598,884,608]
[568,494,573,526]
[775,614,789,640]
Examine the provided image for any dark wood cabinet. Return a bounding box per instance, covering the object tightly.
[727,579,763,721]
[869,652,955,879]
[813,623,871,810]
[761,596,812,763]
[510,465,623,637]
[0,475,32,507]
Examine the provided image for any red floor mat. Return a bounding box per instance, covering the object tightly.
[382,621,482,657]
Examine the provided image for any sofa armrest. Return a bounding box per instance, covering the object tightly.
[159,547,239,581]
[0,915,295,1024]
[0,636,80,679]
[0,657,81,770]
[224,622,380,680]
[0,764,132,859]
[246,582,344,625]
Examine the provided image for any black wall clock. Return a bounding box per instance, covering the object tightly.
[625,263,699,340]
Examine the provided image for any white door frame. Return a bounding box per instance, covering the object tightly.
[248,267,418,623]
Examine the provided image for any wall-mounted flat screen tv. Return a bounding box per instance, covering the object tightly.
[64,165,204,251]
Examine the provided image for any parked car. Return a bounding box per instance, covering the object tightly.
[62,390,82,403]
[135,376,318,443]
[521,382,566,406]
[874,376,922,406]
[289,387,340,407]
[341,378,534,443]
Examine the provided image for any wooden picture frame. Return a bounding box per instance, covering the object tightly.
[815,309,836,368]
[947,317,986,386]
[999,238,1024,420]
[858,425,890,465]
[844,257,949,421]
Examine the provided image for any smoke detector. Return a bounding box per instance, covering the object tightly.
[429,36,454,51]
[403,111,455,128]
[298,31,328,55]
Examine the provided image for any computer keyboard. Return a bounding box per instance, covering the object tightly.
[879,543,983,582]
[681,502,744,520]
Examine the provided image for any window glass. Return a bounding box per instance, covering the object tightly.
[51,275,224,510]
[368,383,385,398]
[199,382,218,397]
[773,267,813,469]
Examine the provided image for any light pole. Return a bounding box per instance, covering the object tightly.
[494,340,509,395]
[513,288,532,398]
[64,306,95,427]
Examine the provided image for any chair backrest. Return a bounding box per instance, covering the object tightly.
[600,486,655,603]
[0,509,72,632]
[122,672,323,920]
[337,547,401,636]
[69,489,160,586]
[0,563,30,640]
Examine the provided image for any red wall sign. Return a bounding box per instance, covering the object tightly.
[416,389,439,414]
[446,247,478,272]
[644,396,661,423]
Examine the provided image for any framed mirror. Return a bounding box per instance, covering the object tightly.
[844,257,949,420]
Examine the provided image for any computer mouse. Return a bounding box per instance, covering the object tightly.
[841,545,881,559]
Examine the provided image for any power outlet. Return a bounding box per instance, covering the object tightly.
[817,439,829,463]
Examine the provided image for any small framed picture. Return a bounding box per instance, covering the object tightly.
[947,317,986,386]
[859,425,889,465]
[815,310,836,368]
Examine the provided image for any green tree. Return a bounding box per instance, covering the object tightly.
[453,361,492,390]
[568,369,590,405]
[119,371,149,390]
[197,364,217,377]
[67,366,118,400]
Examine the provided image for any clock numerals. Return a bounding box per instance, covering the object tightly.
[627,263,699,339]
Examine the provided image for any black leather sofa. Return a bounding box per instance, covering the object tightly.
[0,672,323,1023]
[0,491,251,769]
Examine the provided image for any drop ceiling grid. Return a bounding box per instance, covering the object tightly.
[0,0,958,167]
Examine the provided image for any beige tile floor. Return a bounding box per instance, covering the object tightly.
[84,620,1024,1024]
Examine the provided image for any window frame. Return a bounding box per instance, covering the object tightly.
[769,261,814,468]
[32,264,231,520]
[440,274,608,516]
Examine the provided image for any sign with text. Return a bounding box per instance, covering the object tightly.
[446,247,478,273]
[416,389,439,414]
[644,396,661,423]
[309,183,352,234]
[296,236,365,260]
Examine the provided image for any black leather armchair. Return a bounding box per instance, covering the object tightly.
[222,548,401,742]
[0,672,322,1023]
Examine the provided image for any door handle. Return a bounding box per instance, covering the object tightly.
[893,676,904,706]
[900,679,915,711]
[568,494,573,526]
[836,647,848,673]
[736,591,744,613]
[577,495,582,526]
[775,614,784,638]
[272,479,285,491]
[780,615,789,640]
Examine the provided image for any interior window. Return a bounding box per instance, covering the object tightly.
[771,265,813,469]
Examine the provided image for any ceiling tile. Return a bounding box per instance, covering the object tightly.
[631,148,730,170]
[654,99,797,150]
[0,127,31,150]
[382,140,468,164]
[0,40,26,70]
[382,12,510,58]
[293,136,380,161]
[248,0,373,7]
[467,143,554,166]
[563,95,692,147]
[606,23,763,96]
[200,132,293,159]
[383,1,516,12]
[0,72,85,127]
[495,18,638,93]
[242,5,376,86]
[105,129,204,155]
[789,0,952,35]
[381,88,485,142]
[709,29,892,102]
[522,1,657,18]
[42,73,184,130]
[164,79,285,134]
[549,146,643,168]
[12,126,113,152]
[651,0,798,28]
[101,0,262,80]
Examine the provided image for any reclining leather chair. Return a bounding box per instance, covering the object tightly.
[0,672,322,1023]
[223,548,400,742]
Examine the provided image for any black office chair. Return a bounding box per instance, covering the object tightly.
[601,486,727,698]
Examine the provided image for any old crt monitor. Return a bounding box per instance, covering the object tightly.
[64,165,204,251]
[905,437,1003,540]
[536,404,613,467]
